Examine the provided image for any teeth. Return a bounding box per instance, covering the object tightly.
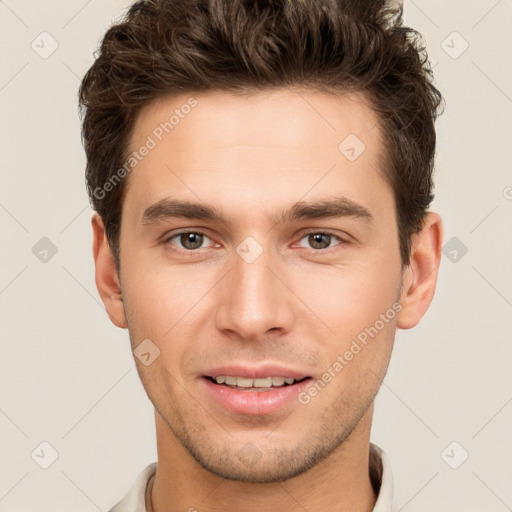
[253,377,272,388]
[272,377,285,386]
[213,376,297,387]
[236,377,254,388]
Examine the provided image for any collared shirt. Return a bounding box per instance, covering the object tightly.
[108,442,393,512]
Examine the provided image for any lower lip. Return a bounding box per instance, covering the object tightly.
[201,377,312,415]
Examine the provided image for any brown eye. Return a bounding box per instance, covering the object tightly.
[180,232,204,250]
[297,232,343,251]
[165,231,214,250]
[308,233,332,250]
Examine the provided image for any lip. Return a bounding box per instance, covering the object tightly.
[203,364,310,380]
[201,377,312,415]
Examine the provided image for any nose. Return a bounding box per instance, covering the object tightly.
[214,242,295,342]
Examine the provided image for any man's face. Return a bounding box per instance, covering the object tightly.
[117,88,404,482]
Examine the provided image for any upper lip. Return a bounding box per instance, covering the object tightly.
[203,364,311,380]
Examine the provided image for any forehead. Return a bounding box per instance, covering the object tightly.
[123,88,390,223]
[130,87,382,155]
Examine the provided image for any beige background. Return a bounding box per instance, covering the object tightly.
[1,0,511,510]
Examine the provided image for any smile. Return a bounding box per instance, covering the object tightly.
[202,374,312,415]
[206,375,310,391]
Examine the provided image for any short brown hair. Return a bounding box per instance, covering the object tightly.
[79,0,444,270]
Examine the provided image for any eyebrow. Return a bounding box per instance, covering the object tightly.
[140,195,373,226]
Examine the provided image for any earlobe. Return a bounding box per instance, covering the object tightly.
[396,212,444,330]
[91,214,127,329]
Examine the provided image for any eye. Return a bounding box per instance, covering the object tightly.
[164,230,216,251]
[163,229,347,253]
[297,231,345,251]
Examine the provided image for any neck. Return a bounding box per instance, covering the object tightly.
[149,406,377,512]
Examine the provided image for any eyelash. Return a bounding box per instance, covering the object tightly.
[162,229,348,253]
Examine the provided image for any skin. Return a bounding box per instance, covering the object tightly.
[92,88,443,512]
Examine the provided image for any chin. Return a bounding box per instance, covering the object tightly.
[197,456,315,483]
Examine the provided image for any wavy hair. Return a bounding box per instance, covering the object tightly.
[79,0,444,269]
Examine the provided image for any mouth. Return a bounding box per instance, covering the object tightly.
[204,375,311,391]
[201,370,313,415]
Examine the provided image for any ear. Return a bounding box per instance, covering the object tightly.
[91,214,127,329]
[397,212,444,329]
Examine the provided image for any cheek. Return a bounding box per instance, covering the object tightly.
[121,253,212,336]
[296,260,400,337]
[308,314,397,407]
